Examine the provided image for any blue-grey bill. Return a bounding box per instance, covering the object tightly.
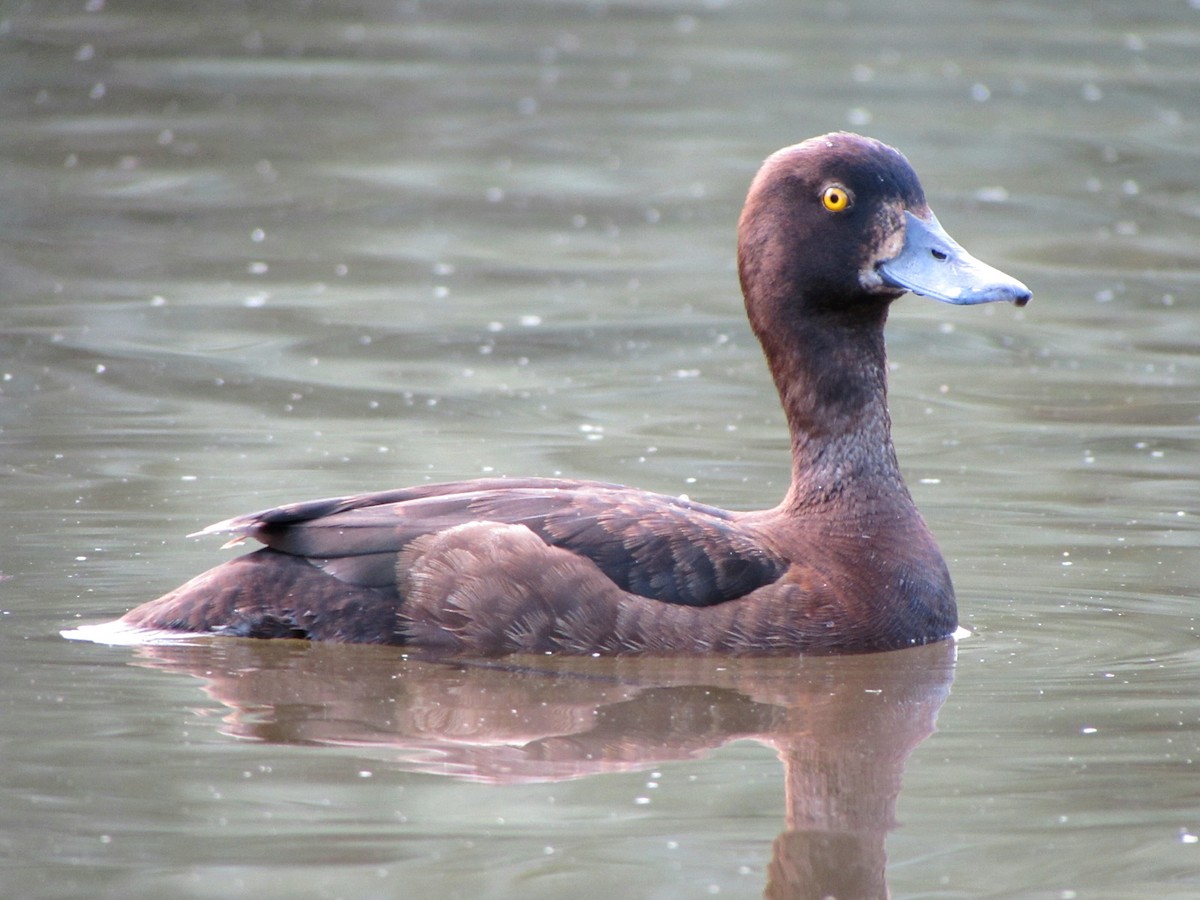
[878,210,1031,307]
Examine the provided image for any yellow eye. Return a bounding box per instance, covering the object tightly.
[821,185,851,212]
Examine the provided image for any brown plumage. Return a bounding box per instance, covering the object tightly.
[112,133,1030,655]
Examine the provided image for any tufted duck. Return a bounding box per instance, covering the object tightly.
[98,133,1030,654]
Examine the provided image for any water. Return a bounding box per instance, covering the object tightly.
[3,0,1200,896]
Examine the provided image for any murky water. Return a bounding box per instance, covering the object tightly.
[3,1,1200,897]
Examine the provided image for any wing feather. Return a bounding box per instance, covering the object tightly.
[199,477,787,607]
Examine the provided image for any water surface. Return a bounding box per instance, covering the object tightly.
[3,1,1200,897]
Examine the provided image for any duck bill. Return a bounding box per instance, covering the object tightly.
[878,210,1031,307]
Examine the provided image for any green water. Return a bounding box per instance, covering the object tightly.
[3,1,1200,896]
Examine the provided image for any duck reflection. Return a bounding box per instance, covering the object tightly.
[130,639,955,898]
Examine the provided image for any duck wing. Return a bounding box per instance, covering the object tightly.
[201,477,789,607]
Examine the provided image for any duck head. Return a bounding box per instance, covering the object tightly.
[737,132,1030,324]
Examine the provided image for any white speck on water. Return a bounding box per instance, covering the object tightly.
[847,106,872,126]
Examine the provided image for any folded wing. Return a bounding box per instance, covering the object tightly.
[204,477,788,607]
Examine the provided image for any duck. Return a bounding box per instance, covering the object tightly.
[109,133,1030,655]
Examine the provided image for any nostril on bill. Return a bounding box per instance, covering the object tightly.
[931,249,948,261]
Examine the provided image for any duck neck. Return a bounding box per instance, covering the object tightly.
[755,302,911,515]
